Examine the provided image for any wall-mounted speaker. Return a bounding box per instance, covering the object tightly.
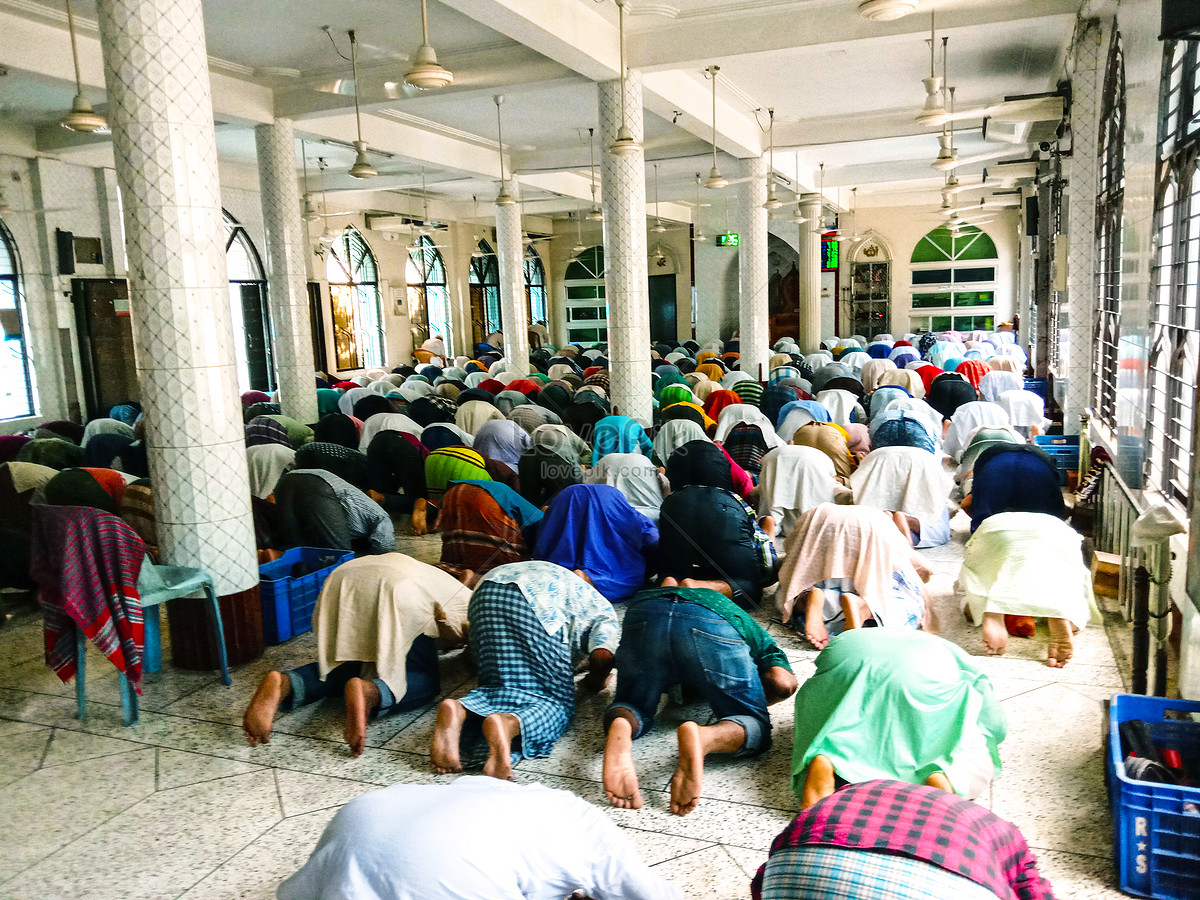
[55,228,75,275]
[1025,196,1040,238]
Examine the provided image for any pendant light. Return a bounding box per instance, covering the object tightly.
[470,195,485,258]
[60,0,107,133]
[932,84,959,172]
[762,108,782,210]
[316,158,338,248]
[301,141,321,223]
[572,211,587,255]
[650,162,667,232]
[404,0,454,90]
[703,65,727,189]
[811,162,829,234]
[493,94,515,206]
[692,173,708,242]
[915,12,948,127]
[608,0,642,157]
[787,153,808,225]
[347,31,378,179]
[586,127,603,220]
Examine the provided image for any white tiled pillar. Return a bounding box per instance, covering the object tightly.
[739,155,770,379]
[1063,18,1104,434]
[97,0,258,596]
[255,119,318,423]
[495,186,530,375]
[797,197,825,352]
[598,72,652,420]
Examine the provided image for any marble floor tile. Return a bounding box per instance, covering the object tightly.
[39,727,149,768]
[0,746,157,884]
[273,769,377,817]
[649,845,758,899]
[4,770,282,900]
[155,748,265,790]
[0,727,50,787]
[177,807,339,900]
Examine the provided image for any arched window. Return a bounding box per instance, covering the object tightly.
[326,226,384,371]
[564,246,606,345]
[407,235,452,356]
[524,247,548,327]
[1146,39,1200,502]
[0,223,35,419]
[223,211,273,393]
[1094,32,1126,428]
[908,225,999,333]
[469,240,500,344]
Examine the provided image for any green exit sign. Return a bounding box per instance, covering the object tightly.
[716,232,739,246]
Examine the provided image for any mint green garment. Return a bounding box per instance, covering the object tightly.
[626,587,793,674]
[791,628,1006,799]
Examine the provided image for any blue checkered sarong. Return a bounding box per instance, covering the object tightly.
[458,580,575,766]
[757,846,1000,900]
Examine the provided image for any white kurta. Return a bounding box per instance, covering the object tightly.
[942,401,1011,461]
[757,445,840,537]
[850,445,954,527]
[956,512,1098,629]
[314,553,469,700]
[279,777,678,900]
[588,452,667,522]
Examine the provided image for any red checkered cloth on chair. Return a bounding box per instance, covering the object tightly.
[30,505,146,691]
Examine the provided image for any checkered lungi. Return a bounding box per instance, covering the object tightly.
[757,846,999,900]
[458,580,575,766]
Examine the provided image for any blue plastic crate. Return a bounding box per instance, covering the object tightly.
[1106,693,1200,899]
[1034,434,1079,486]
[1024,377,1049,401]
[259,547,353,644]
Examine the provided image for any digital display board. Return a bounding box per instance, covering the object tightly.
[716,233,739,246]
[821,235,839,271]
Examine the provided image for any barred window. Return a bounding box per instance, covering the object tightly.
[1146,41,1200,503]
[1093,33,1125,427]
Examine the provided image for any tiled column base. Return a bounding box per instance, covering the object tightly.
[97,0,259,598]
[256,119,318,423]
[739,155,770,379]
[599,73,652,421]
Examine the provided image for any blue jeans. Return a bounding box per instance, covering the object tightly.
[606,596,771,755]
[280,634,439,716]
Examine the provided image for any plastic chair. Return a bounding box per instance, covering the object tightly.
[75,557,231,727]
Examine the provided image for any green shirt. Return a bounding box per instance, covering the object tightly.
[627,587,793,674]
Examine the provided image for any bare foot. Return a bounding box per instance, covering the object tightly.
[411,498,429,536]
[804,589,830,649]
[981,612,1008,656]
[572,568,595,588]
[602,715,643,809]
[481,713,521,781]
[661,576,679,587]
[1047,617,1074,668]
[344,677,381,757]
[670,722,704,816]
[924,771,954,792]
[801,754,836,810]
[243,671,288,747]
[430,698,466,773]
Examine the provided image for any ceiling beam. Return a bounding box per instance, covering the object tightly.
[628,1,1080,71]
[436,0,763,158]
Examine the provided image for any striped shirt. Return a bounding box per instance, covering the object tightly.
[297,469,395,554]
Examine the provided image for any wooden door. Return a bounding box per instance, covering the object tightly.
[74,278,136,420]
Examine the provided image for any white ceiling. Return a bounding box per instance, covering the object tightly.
[0,0,1079,221]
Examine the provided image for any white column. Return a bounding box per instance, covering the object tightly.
[739,155,770,380]
[1063,18,1104,434]
[97,0,258,596]
[495,183,530,376]
[598,72,652,420]
[797,197,825,352]
[255,119,318,423]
